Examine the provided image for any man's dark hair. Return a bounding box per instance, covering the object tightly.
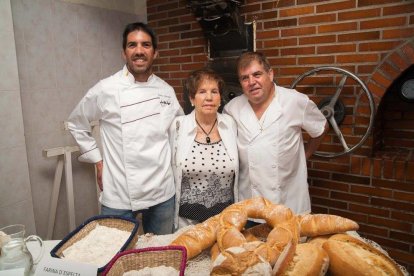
[122,22,157,50]
[237,51,272,74]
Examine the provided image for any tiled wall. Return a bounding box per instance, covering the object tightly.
[0,0,36,235]
[4,0,145,239]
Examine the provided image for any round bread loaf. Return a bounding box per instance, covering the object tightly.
[323,234,404,276]
[279,243,329,276]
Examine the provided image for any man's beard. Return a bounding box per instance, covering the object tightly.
[127,58,153,77]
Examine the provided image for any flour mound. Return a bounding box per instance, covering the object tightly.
[62,224,130,267]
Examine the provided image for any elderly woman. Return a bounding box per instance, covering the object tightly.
[170,68,239,230]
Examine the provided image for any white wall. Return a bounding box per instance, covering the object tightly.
[0,0,36,235]
[1,0,146,239]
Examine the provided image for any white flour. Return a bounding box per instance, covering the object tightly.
[62,224,130,267]
[123,266,179,276]
[135,226,211,275]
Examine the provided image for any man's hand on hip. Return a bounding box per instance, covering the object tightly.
[95,160,103,191]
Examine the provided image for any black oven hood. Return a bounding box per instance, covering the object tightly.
[187,0,253,58]
[184,1,253,114]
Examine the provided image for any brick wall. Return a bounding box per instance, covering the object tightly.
[147,0,414,272]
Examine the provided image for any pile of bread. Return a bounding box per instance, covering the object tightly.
[170,197,406,275]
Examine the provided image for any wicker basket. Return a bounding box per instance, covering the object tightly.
[102,246,187,276]
[50,215,139,273]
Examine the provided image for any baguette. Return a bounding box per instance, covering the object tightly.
[299,214,359,237]
[323,234,404,276]
[170,214,219,259]
[281,243,329,276]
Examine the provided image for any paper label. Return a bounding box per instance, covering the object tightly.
[34,256,98,276]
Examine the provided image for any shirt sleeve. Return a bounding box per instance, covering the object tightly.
[67,82,103,163]
[302,98,327,138]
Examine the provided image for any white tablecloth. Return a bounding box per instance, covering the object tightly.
[26,231,212,275]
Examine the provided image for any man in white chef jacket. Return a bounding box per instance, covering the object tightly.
[67,22,183,234]
[224,52,328,223]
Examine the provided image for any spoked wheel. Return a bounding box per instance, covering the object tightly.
[290,66,375,158]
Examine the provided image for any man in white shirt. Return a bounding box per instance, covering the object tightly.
[224,52,328,221]
[68,22,183,234]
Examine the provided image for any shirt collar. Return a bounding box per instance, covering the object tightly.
[122,65,155,84]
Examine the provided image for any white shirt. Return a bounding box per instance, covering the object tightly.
[224,84,326,215]
[169,111,239,229]
[68,66,183,210]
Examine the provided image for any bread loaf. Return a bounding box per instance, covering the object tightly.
[322,234,404,276]
[280,243,329,276]
[307,234,332,248]
[216,226,246,250]
[272,237,297,276]
[267,226,295,252]
[212,240,280,266]
[211,246,272,276]
[246,241,280,266]
[299,214,359,237]
[172,196,362,274]
[210,243,220,261]
[170,214,219,259]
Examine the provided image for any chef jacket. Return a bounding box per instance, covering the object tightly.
[224,84,326,215]
[169,111,239,230]
[68,65,183,210]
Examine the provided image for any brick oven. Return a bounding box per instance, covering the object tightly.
[147,0,414,272]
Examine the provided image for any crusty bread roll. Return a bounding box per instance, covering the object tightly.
[212,240,280,265]
[299,214,359,237]
[272,237,297,276]
[170,214,219,259]
[246,241,280,266]
[216,226,246,250]
[211,246,272,276]
[275,217,300,244]
[280,243,329,276]
[307,234,332,248]
[323,234,404,276]
[267,226,295,253]
[219,205,248,230]
[210,243,220,261]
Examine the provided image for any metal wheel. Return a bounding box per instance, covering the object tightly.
[290,66,375,158]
